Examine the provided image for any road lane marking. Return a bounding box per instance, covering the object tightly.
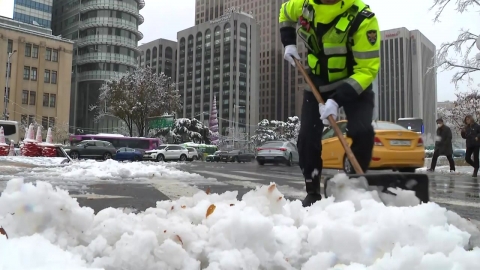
[430,197,480,208]
[150,179,205,200]
[195,170,262,181]
[224,180,305,199]
[71,194,132,199]
[232,171,325,187]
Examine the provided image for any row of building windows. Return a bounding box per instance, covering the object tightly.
[24,43,59,61]
[21,114,55,129]
[80,10,138,24]
[23,66,58,84]
[78,45,135,57]
[79,27,139,42]
[21,90,57,108]
[15,0,52,13]
[13,12,51,28]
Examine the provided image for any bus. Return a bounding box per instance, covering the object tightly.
[396,117,424,134]
[69,134,160,151]
[181,142,218,155]
[0,120,19,145]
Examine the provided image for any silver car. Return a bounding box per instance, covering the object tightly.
[256,141,299,166]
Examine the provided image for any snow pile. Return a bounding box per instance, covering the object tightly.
[1,175,480,269]
[417,166,473,175]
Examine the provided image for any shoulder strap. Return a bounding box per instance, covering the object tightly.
[348,6,375,40]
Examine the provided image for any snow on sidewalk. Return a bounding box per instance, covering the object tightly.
[1,175,480,269]
[417,166,474,175]
[0,156,68,167]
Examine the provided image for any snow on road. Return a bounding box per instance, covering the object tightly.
[417,166,474,175]
[0,172,479,269]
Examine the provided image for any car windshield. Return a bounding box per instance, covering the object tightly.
[228,150,240,154]
[372,122,408,131]
[261,142,284,148]
[157,146,167,150]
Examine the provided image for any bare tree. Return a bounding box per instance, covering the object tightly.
[430,0,480,86]
[437,88,480,131]
[91,68,182,137]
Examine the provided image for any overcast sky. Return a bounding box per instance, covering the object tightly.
[1,0,478,102]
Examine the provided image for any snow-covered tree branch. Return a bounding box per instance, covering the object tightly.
[437,88,480,131]
[250,117,300,146]
[430,0,480,86]
[151,118,211,144]
[90,68,182,137]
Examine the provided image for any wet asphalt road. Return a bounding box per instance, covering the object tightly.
[1,160,479,224]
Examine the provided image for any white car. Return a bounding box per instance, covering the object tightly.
[186,147,199,161]
[256,141,299,166]
[143,144,188,162]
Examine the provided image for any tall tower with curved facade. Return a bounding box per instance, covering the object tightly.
[51,0,144,133]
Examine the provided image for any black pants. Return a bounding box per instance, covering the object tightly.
[297,77,375,194]
[465,146,480,169]
[430,151,455,171]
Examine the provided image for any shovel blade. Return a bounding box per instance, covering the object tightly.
[325,173,430,203]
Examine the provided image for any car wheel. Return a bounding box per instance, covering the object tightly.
[257,160,265,166]
[286,154,293,166]
[179,154,187,161]
[103,152,112,160]
[70,151,79,159]
[156,154,165,162]
[192,156,197,161]
[232,157,237,162]
[398,167,417,173]
[343,155,354,174]
[133,155,140,161]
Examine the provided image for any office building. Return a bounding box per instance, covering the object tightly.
[13,0,53,29]
[195,0,299,122]
[177,10,260,136]
[378,27,437,140]
[0,16,73,137]
[51,0,144,133]
[138,38,177,81]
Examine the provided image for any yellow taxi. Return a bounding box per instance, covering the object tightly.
[321,120,425,173]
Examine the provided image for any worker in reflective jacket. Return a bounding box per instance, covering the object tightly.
[279,0,380,207]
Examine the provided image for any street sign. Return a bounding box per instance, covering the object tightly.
[148,115,174,129]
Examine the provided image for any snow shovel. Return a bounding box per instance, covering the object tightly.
[293,58,429,203]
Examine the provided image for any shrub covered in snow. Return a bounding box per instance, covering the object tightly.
[251,117,300,146]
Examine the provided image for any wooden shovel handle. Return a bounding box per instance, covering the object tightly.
[294,58,364,174]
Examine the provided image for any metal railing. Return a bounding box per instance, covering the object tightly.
[76,53,138,66]
[76,35,138,49]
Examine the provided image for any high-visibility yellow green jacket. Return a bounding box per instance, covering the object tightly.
[279,0,380,105]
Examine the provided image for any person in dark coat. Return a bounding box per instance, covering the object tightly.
[461,115,480,177]
[428,118,455,172]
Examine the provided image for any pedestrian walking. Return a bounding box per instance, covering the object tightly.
[428,118,455,173]
[461,115,480,177]
[279,0,380,206]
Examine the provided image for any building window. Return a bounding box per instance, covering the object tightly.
[49,117,55,128]
[29,91,36,105]
[5,63,11,78]
[32,45,39,58]
[31,67,37,80]
[4,87,9,103]
[51,71,57,84]
[7,39,13,53]
[45,48,52,61]
[43,93,49,107]
[21,114,27,126]
[28,115,35,124]
[25,43,31,57]
[44,70,50,83]
[23,66,30,80]
[42,116,48,129]
[49,94,56,108]
[52,50,58,62]
[22,90,28,104]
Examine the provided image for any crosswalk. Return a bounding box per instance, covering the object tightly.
[175,169,480,210]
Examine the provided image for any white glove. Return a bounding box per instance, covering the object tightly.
[319,99,338,125]
[284,45,300,66]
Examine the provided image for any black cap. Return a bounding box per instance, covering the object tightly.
[436,118,443,123]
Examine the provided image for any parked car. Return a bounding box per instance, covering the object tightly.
[143,144,189,162]
[452,149,466,158]
[322,120,424,173]
[186,147,199,161]
[206,151,227,162]
[114,147,143,161]
[256,141,299,166]
[64,140,117,160]
[220,150,255,163]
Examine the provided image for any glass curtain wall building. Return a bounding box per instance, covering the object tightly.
[13,0,53,28]
[51,0,144,133]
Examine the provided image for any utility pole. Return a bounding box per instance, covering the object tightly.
[4,50,17,120]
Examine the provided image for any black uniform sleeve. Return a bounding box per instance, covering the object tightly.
[280,27,297,47]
